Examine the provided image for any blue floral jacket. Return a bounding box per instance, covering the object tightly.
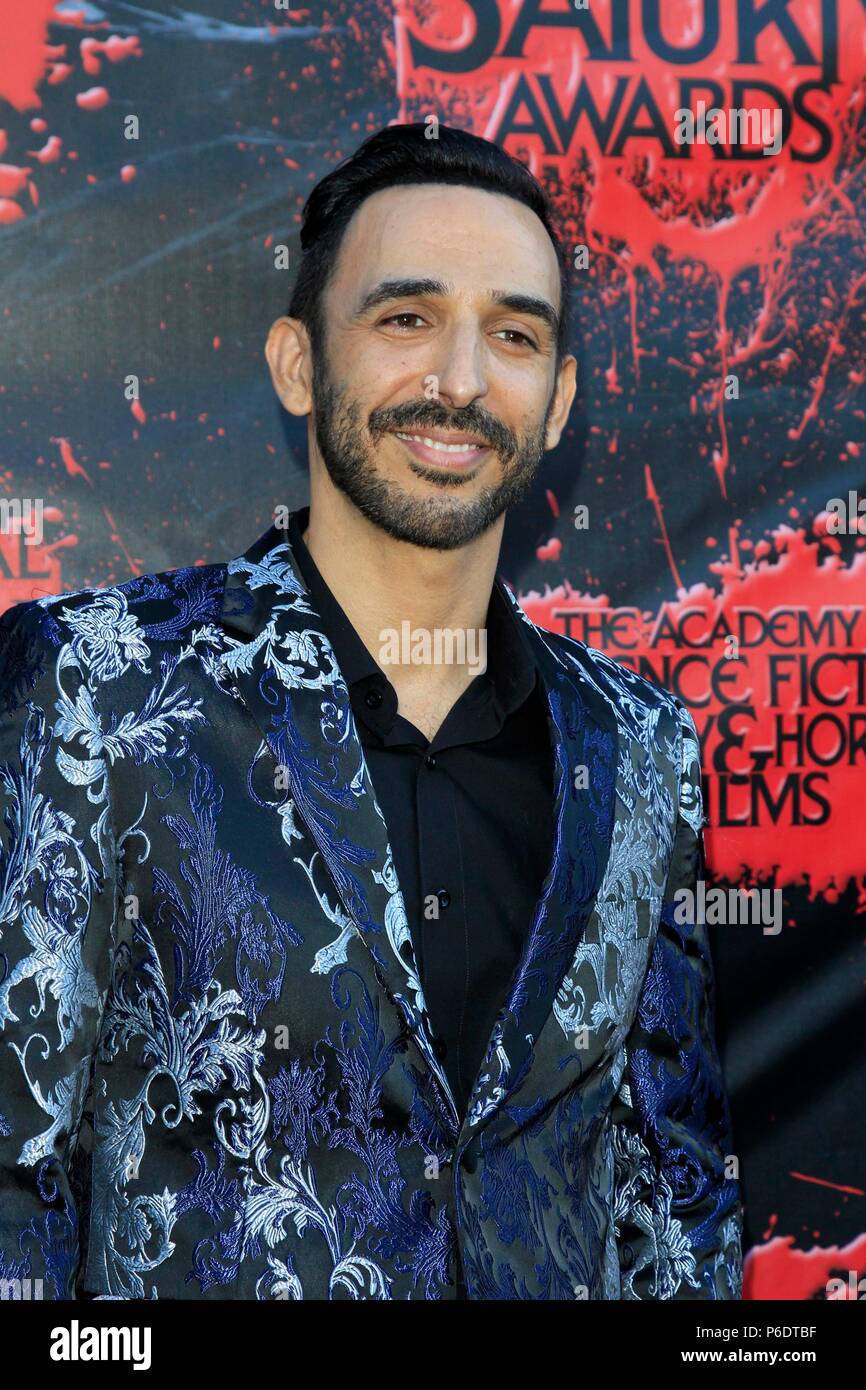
[0,511,743,1299]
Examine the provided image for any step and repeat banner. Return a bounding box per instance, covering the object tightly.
[1,1,864,1299]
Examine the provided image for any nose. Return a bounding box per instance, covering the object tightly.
[427,318,489,409]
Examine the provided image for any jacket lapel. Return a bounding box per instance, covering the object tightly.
[459,587,619,1136]
[212,513,618,1143]
[214,517,462,1129]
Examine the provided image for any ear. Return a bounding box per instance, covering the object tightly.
[543,353,578,450]
[265,316,313,416]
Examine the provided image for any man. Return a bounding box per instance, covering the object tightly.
[0,123,742,1300]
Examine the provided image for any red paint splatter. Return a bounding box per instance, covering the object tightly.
[0,0,58,111]
[79,35,141,75]
[536,536,561,562]
[762,1212,780,1243]
[50,435,92,484]
[101,505,140,578]
[52,9,91,29]
[605,348,623,396]
[790,1171,866,1197]
[644,463,683,591]
[789,272,866,441]
[0,5,141,219]
[27,134,62,162]
[0,163,32,196]
[744,1231,866,1301]
[75,85,109,110]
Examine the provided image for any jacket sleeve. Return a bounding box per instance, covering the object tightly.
[0,600,116,1300]
[609,699,743,1300]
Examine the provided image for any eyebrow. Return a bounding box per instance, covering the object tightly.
[355,278,560,339]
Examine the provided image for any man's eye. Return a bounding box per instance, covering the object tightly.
[495,328,536,348]
[380,313,426,330]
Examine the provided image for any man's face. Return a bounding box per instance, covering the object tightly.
[307,182,576,551]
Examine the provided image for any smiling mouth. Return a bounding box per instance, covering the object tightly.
[391,430,490,469]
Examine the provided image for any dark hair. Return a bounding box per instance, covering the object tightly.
[288,122,570,366]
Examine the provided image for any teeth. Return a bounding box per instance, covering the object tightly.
[394,432,483,454]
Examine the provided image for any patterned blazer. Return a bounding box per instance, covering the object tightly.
[0,511,743,1300]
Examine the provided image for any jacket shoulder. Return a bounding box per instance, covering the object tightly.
[1,563,228,722]
[1,561,228,660]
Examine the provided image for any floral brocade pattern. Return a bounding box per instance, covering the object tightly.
[0,517,742,1300]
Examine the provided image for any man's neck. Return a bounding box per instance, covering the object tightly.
[301,494,503,697]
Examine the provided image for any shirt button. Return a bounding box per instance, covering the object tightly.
[620,1243,635,1270]
[433,1036,448,1060]
[364,687,383,709]
[436,889,451,911]
[424,753,437,769]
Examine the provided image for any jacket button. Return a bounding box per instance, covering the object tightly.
[433,1036,448,1060]
[364,687,383,709]
[620,1243,635,1270]
[461,1145,479,1175]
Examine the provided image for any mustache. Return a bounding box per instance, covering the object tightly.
[367,399,517,456]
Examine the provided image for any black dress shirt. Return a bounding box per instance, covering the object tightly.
[287,507,555,1123]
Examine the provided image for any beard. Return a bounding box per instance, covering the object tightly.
[310,340,556,552]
